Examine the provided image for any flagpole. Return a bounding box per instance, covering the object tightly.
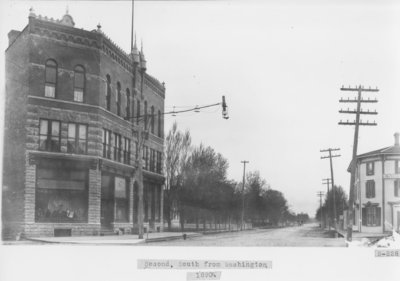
[131,0,134,52]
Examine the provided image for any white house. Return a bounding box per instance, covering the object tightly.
[351,132,400,234]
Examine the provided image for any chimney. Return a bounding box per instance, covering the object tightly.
[8,30,21,47]
[395,132,399,147]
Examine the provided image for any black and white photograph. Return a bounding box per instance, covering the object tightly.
[0,0,399,280]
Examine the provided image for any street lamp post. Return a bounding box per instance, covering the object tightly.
[241,160,248,230]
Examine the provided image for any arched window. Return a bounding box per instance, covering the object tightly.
[144,100,148,126]
[45,59,57,98]
[136,100,141,125]
[106,75,111,110]
[116,82,121,116]
[158,110,162,138]
[126,88,131,120]
[150,106,155,134]
[73,65,85,102]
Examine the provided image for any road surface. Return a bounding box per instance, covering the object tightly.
[143,223,346,247]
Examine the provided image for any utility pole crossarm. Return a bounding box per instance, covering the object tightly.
[320,148,340,152]
[339,110,378,115]
[340,86,379,92]
[321,154,341,159]
[339,98,378,103]
[338,121,377,126]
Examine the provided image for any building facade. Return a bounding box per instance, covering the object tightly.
[350,133,400,234]
[2,10,165,239]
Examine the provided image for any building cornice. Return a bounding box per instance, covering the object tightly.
[28,17,165,98]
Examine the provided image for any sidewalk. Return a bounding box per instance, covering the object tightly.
[22,231,202,245]
[336,229,389,240]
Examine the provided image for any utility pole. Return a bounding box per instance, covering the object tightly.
[317,191,325,228]
[339,85,378,241]
[241,160,249,230]
[321,148,341,231]
[322,178,331,230]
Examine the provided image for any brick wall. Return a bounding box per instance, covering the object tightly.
[2,29,30,239]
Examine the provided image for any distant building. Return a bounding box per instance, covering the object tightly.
[2,9,165,239]
[350,133,400,234]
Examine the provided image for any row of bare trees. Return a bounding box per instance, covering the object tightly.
[315,185,348,227]
[164,122,308,231]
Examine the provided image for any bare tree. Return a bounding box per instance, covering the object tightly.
[164,122,191,230]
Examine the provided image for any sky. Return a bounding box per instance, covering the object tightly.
[1,0,400,217]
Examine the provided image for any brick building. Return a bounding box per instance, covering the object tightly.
[2,9,165,239]
[346,133,400,234]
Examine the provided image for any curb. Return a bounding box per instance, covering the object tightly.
[145,233,202,243]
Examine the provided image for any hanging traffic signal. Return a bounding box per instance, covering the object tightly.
[222,95,229,119]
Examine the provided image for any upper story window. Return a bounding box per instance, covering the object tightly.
[73,65,85,102]
[135,141,139,161]
[156,151,162,174]
[106,75,111,111]
[45,59,57,98]
[150,106,155,134]
[142,146,148,170]
[366,162,374,176]
[123,137,131,165]
[366,180,375,198]
[67,123,87,154]
[132,98,135,122]
[395,160,400,174]
[158,110,162,138]
[114,133,122,162]
[103,129,112,159]
[144,101,148,126]
[149,149,155,172]
[126,89,131,120]
[39,119,60,152]
[136,100,141,125]
[395,180,400,197]
[116,82,121,116]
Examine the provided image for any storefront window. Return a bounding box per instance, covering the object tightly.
[35,167,88,222]
[115,177,128,222]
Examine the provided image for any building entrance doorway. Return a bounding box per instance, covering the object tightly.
[394,205,400,233]
[101,174,114,229]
